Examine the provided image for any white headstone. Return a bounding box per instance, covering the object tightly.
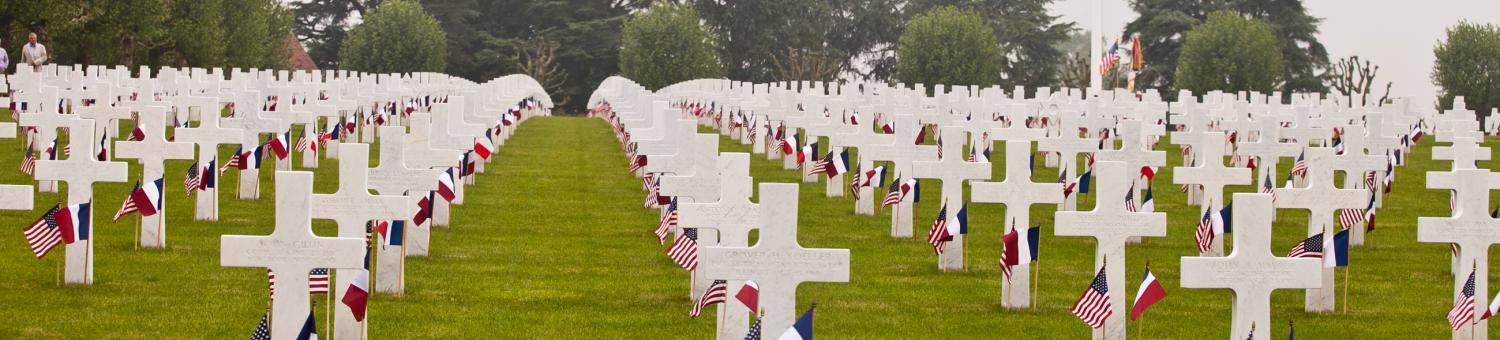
[114,105,195,248]
[1419,168,1500,340]
[1271,147,1364,311]
[29,119,128,284]
[1173,131,1250,256]
[971,140,1063,308]
[1055,161,1167,339]
[311,143,409,340]
[911,127,991,270]
[1179,193,1321,340]
[697,183,850,337]
[220,171,366,340]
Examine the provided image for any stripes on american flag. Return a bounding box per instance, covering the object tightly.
[267,268,276,298]
[113,187,139,222]
[1450,269,1477,331]
[690,279,728,318]
[666,228,699,271]
[22,205,63,259]
[184,162,202,194]
[1070,264,1113,329]
[655,198,678,245]
[926,205,950,255]
[1339,208,1364,231]
[1195,209,1214,254]
[1287,233,1324,258]
[309,268,330,294]
[20,147,37,175]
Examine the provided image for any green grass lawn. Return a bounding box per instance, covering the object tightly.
[1,113,1497,338]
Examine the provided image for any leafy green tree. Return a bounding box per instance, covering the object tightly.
[1432,21,1500,117]
[693,0,894,83]
[339,0,447,73]
[1124,0,1327,100]
[895,6,1000,90]
[1174,11,1282,95]
[619,2,723,90]
[290,0,381,69]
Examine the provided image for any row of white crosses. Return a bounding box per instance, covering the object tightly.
[9,64,552,340]
[593,78,850,340]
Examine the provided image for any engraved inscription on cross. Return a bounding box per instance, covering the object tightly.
[221,171,365,340]
[114,105,196,248]
[1271,147,1364,312]
[1055,161,1167,340]
[1173,131,1250,256]
[1419,169,1500,340]
[912,127,991,271]
[698,183,850,339]
[1180,193,1321,340]
[971,140,1063,308]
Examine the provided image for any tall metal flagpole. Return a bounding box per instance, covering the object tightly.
[1089,0,1105,94]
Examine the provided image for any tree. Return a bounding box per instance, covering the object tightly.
[1174,11,1282,95]
[515,35,568,107]
[1124,0,1328,100]
[619,2,723,91]
[1324,55,1391,107]
[1055,30,1091,90]
[290,0,382,69]
[863,0,1073,90]
[339,0,447,74]
[895,6,1000,91]
[0,0,290,71]
[1432,21,1500,118]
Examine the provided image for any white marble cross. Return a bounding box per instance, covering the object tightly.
[1235,119,1299,200]
[28,119,129,284]
[1420,168,1500,340]
[1037,117,1100,211]
[912,127,991,270]
[310,143,410,340]
[220,171,366,340]
[1433,136,1490,171]
[114,105,195,248]
[224,91,292,200]
[405,113,464,228]
[1179,193,1322,340]
[1329,125,1387,246]
[1096,120,1166,197]
[657,134,722,203]
[1055,160,1167,340]
[971,140,1063,308]
[830,111,895,215]
[17,86,73,192]
[698,183,850,338]
[860,114,938,238]
[1173,131,1250,256]
[73,90,133,161]
[173,95,243,220]
[1271,147,1364,312]
[678,153,757,340]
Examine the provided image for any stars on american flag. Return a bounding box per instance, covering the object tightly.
[1287,233,1325,259]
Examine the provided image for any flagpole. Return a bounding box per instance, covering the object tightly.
[1138,313,1144,340]
[400,243,407,299]
[134,214,141,251]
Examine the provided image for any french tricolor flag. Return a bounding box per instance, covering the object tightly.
[268,131,291,159]
[473,130,494,160]
[130,178,165,216]
[341,269,370,322]
[436,169,456,202]
[825,149,849,177]
[58,202,92,244]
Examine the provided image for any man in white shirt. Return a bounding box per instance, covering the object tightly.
[0,37,9,74]
[20,32,46,71]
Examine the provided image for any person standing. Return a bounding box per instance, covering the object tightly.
[0,37,9,74]
[20,32,46,71]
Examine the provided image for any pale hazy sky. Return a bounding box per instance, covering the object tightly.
[1049,0,1500,107]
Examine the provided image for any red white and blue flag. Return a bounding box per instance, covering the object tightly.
[57,202,92,244]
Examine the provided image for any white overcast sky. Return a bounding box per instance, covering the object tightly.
[1049,0,1500,107]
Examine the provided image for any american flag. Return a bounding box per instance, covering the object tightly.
[1195,209,1215,253]
[20,143,36,175]
[628,155,647,173]
[184,162,202,194]
[1290,151,1309,179]
[1339,208,1365,231]
[882,176,904,208]
[1450,268,1477,331]
[309,268,330,295]
[849,165,862,199]
[1260,173,1277,203]
[266,268,276,298]
[294,136,313,153]
[250,310,271,340]
[926,204,951,255]
[22,205,63,259]
[1124,184,1138,212]
[1364,171,1379,194]
[655,198,678,245]
[1000,226,1018,282]
[644,175,663,208]
[1287,233,1325,258]
[667,228,699,271]
[113,181,141,221]
[690,279,728,318]
[1070,264,1113,329]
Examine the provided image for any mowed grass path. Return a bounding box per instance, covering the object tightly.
[1,114,1498,338]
